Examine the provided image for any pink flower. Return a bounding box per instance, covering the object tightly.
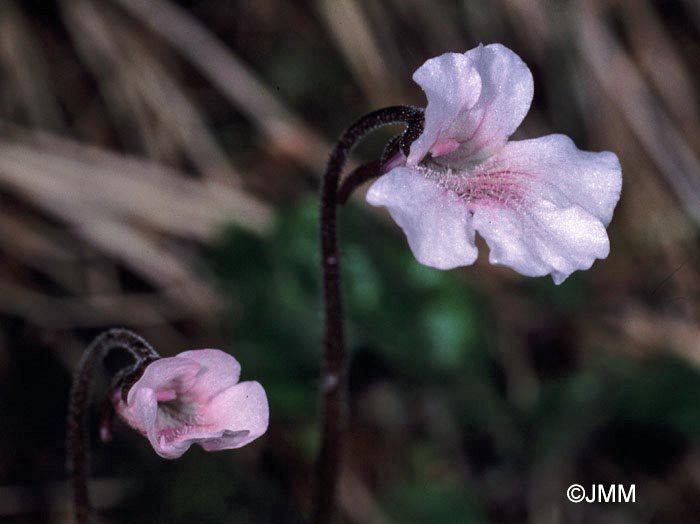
[367,44,622,284]
[113,349,269,459]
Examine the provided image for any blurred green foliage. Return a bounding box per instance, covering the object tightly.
[207,198,490,422]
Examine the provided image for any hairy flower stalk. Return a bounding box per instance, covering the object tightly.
[315,106,423,524]
[67,329,159,524]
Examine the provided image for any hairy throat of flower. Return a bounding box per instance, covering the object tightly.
[419,159,527,211]
[156,398,204,443]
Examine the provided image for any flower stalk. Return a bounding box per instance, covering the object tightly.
[67,329,159,524]
[314,105,423,524]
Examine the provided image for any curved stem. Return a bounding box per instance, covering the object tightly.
[67,328,158,524]
[337,132,408,205]
[336,160,381,205]
[315,105,423,524]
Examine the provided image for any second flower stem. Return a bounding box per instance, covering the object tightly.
[67,328,159,524]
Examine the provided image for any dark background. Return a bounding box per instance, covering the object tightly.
[1,0,700,523]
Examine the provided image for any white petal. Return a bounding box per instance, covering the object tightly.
[196,430,253,451]
[473,199,610,284]
[490,134,622,225]
[201,381,269,450]
[126,388,157,436]
[409,44,534,166]
[462,135,620,283]
[366,167,477,269]
[130,386,195,459]
[120,387,206,459]
[126,358,200,407]
[175,349,242,402]
[150,438,189,459]
[408,52,481,165]
[131,388,183,458]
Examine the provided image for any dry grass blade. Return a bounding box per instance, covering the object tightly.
[0,209,73,261]
[0,209,90,294]
[386,0,464,54]
[0,1,64,129]
[358,0,410,82]
[61,0,240,185]
[578,3,700,224]
[317,0,399,107]
[457,1,507,48]
[114,0,331,173]
[622,1,700,138]
[0,279,185,328]
[0,128,272,236]
[0,133,273,317]
[614,305,700,366]
[500,0,551,58]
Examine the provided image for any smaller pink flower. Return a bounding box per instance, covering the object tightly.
[113,349,269,459]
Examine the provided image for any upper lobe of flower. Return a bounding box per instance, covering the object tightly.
[367,44,622,284]
[407,44,534,166]
[114,349,269,459]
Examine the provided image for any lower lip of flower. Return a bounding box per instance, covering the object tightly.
[157,423,199,444]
